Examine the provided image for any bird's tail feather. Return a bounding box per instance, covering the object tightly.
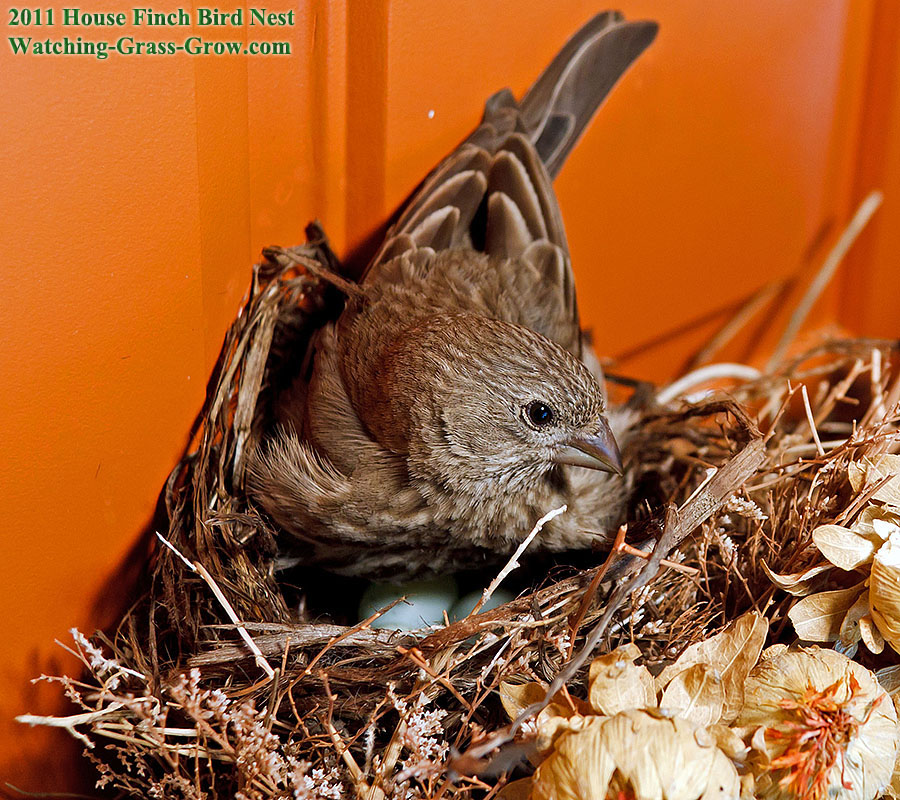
[518,11,658,178]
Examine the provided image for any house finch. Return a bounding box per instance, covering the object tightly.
[249,11,658,579]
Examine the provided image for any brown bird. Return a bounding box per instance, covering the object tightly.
[249,11,658,579]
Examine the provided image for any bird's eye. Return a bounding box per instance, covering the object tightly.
[524,400,556,428]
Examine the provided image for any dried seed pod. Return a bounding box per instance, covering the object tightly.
[530,710,741,800]
[736,647,898,800]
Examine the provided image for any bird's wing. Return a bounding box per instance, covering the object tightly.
[362,12,657,354]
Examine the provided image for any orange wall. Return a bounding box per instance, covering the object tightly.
[1,0,897,790]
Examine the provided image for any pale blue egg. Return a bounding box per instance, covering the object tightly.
[450,588,515,621]
[359,577,459,630]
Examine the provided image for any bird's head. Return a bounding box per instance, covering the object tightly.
[364,314,622,493]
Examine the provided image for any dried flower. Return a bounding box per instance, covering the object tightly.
[736,647,898,800]
[501,613,765,799]
[530,710,741,800]
[389,688,449,780]
[500,631,759,799]
[722,493,767,521]
[784,455,900,654]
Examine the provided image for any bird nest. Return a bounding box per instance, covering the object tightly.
[28,222,900,799]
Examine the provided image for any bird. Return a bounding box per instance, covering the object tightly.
[248,11,658,580]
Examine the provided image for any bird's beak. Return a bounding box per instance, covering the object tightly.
[553,418,623,475]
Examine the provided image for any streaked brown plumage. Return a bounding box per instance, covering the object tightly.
[249,11,658,579]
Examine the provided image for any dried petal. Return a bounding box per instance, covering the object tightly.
[890,767,900,800]
[759,644,788,662]
[812,524,879,570]
[530,710,740,800]
[499,681,590,754]
[849,461,867,493]
[787,583,865,642]
[869,531,900,653]
[535,710,592,757]
[588,644,656,715]
[761,560,831,596]
[736,647,899,800]
[874,519,900,540]
[839,590,870,649]
[656,612,767,723]
[500,681,545,721]
[707,723,750,763]
[499,776,532,800]
[749,723,771,757]
[660,664,726,727]
[853,505,900,539]
[859,615,885,654]
[875,665,900,695]
[849,455,900,507]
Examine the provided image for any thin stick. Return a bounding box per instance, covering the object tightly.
[768,190,883,370]
[16,704,123,732]
[800,384,825,457]
[814,358,866,426]
[156,533,275,681]
[16,704,126,750]
[566,524,628,657]
[264,245,365,300]
[783,439,848,456]
[681,466,719,510]
[469,505,566,616]
[297,599,407,679]
[688,279,786,369]
[864,347,887,426]
[619,543,700,576]
[396,647,472,710]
